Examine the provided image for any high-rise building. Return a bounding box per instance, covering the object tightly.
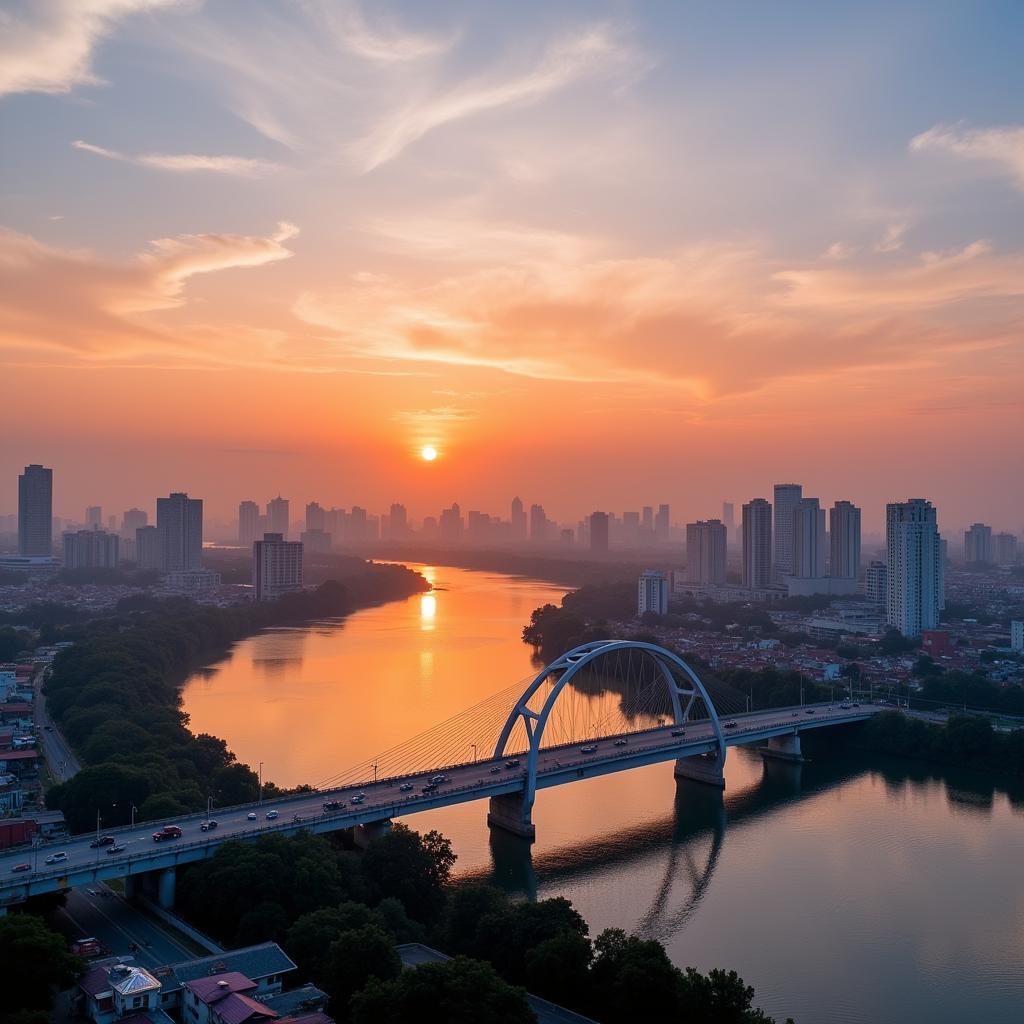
[122,508,147,540]
[18,464,52,556]
[641,506,654,535]
[529,504,548,542]
[135,525,162,569]
[439,503,463,544]
[791,498,825,578]
[886,498,942,637]
[994,532,1018,566]
[63,529,119,569]
[589,511,610,553]
[1011,620,1024,654]
[253,532,303,601]
[829,501,862,579]
[638,569,669,616]
[156,492,203,572]
[85,506,102,530]
[722,502,735,530]
[511,497,527,540]
[348,506,368,544]
[654,504,670,544]
[865,560,887,606]
[238,501,260,547]
[266,496,290,539]
[300,529,332,553]
[686,520,727,584]
[964,523,993,565]
[389,503,408,540]
[773,483,802,578]
[741,498,773,589]
[305,502,326,533]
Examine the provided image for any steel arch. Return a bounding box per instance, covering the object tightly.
[494,640,726,820]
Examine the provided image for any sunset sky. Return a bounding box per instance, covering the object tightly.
[2,1,1022,530]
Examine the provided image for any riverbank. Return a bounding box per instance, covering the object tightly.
[43,563,429,832]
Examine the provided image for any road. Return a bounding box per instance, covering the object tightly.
[0,701,879,899]
[33,667,81,780]
[51,881,196,968]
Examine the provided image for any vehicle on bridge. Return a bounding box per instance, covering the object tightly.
[200,819,218,831]
[152,825,182,842]
[89,835,115,849]
[44,852,67,865]
[323,799,345,810]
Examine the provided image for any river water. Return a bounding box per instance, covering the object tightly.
[182,564,1024,1024]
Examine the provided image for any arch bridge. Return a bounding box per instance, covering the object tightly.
[0,641,876,908]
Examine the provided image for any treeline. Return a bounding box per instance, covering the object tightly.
[861,711,1024,776]
[176,826,792,1024]
[912,666,1024,717]
[45,565,428,832]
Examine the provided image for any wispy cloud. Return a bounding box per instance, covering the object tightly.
[304,1,457,64]
[0,0,179,97]
[911,122,1024,190]
[354,23,640,171]
[875,222,908,253]
[72,139,280,177]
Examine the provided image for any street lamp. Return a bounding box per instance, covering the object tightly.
[258,762,264,805]
[131,805,137,828]
[372,763,378,785]
[471,743,477,763]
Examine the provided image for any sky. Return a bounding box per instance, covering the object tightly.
[1,0,1022,531]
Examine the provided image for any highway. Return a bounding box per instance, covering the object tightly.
[33,667,81,780]
[0,701,879,903]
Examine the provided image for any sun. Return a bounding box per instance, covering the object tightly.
[420,446,438,462]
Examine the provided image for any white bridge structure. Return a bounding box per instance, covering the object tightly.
[0,641,877,909]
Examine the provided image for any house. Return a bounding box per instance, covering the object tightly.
[152,943,297,1016]
[182,973,277,1024]
[78,964,175,1024]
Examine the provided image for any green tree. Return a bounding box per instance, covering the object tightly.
[350,957,534,1024]
[361,825,455,924]
[321,925,401,1019]
[0,916,81,1014]
[524,931,592,1008]
[588,928,683,1023]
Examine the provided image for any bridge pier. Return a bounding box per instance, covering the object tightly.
[487,792,536,842]
[761,732,803,763]
[123,875,138,900]
[674,753,725,788]
[353,819,392,850]
[157,867,176,910]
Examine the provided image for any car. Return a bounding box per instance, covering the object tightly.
[791,712,800,717]
[247,811,257,820]
[614,739,628,747]
[805,709,816,715]
[265,810,279,820]
[351,794,365,805]
[107,844,126,855]
[89,835,115,848]
[840,704,851,710]
[505,759,520,769]
[852,702,861,707]
[724,722,738,729]
[44,852,67,865]
[580,744,597,754]
[489,766,501,773]
[323,800,345,811]
[431,774,446,784]
[399,783,414,792]
[11,863,30,873]
[44,724,53,731]
[422,783,437,793]
[200,820,218,831]
[671,728,686,737]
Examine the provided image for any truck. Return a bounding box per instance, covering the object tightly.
[71,937,109,958]
[152,824,183,842]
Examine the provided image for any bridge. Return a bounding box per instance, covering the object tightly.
[0,640,878,909]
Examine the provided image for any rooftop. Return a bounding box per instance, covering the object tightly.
[155,943,296,994]
[185,972,256,1004]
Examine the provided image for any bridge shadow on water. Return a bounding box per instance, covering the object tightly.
[471,733,1023,941]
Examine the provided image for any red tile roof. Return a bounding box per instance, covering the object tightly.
[185,973,256,1004]
[215,992,278,1024]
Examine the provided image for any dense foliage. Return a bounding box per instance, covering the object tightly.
[861,711,1024,775]
[44,565,427,831]
[0,915,82,1017]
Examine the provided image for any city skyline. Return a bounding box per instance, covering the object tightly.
[1,2,1022,526]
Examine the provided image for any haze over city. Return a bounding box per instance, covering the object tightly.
[2,1,1022,526]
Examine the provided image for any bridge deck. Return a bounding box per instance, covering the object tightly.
[0,702,877,903]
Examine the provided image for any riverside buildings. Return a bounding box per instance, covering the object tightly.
[772,483,802,580]
[17,464,52,557]
[830,501,862,580]
[253,532,303,601]
[589,511,610,553]
[886,498,944,636]
[638,569,669,616]
[742,499,773,588]
[686,520,727,584]
[156,492,203,572]
[62,529,119,569]
[964,523,993,565]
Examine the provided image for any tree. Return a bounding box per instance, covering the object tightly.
[588,928,683,1023]
[361,825,455,924]
[321,925,401,1019]
[524,931,592,1008]
[350,957,534,1024]
[0,915,81,1014]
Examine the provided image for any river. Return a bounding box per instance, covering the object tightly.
[182,564,1024,1024]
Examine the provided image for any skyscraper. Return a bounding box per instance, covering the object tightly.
[994,533,1018,566]
[389,503,408,539]
[18,464,52,556]
[589,511,610,553]
[641,506,654,534]
[654,504,670,543]
[773,483,802,578]
[964,523,993,565]
[238,500,260,547]
[886,498,942,637]
[253,533,303,601]
[742,498,773,589]
[439,503,463,544]
[85,506,102,530]
[638,569,669,616]
[63,529,119,569]
[686,520,727,584]
[135,525,162,569]
[305,501,326,532]
[791,497,826,578]
[865,560,887,606]
[156,492,203,572]
[529,504,548,542]
[829,501,862,579]
[511,497,527,540]
[122,508,147,540]
[266,496,290,538]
